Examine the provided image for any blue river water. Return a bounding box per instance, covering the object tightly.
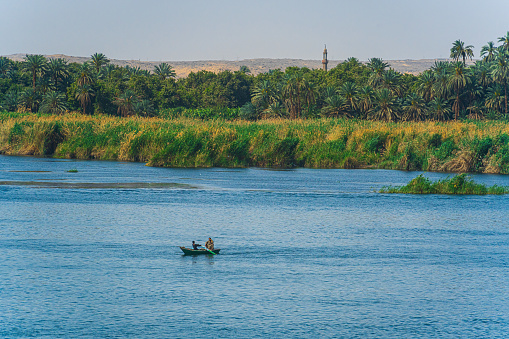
[0,155,508,338]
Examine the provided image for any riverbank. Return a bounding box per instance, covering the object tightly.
[1,112,509,173]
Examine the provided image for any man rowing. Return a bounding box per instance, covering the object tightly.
[205,237,214,250]
[192,241,201,250]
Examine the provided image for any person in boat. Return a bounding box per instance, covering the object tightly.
[205,237,214,250]
[192,241,201,250]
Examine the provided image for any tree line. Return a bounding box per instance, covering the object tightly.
[1,32,509,121]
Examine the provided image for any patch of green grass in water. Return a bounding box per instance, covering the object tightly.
[380,173,509,195]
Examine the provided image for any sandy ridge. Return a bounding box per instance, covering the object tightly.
[3,53,473,77]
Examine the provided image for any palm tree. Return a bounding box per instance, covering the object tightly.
[370,88,399,122]
[75,84,95,115]
[431,61,452,99]
[114,90,138,117]
[262,102,287,118]
[466,101,484,120]
[470,61,491,88]
[416,70,434,101]
[153,63,176,80]
[134,99,155,116]
[100,64,116,79]
[2,91,19,112]
[40,91,68,114]
[450,40,474,65]
[47,58,68,89]
[498,32,509,52]
[90,53,110,74]
[485,85,505,114]
[76,62,94,86]
[381,69,403,96]
[339,82,358,113]
[481,41,498,62]
[239,65,251,74]
[321,95,349,118]
[491,52,509,114]
[23,54,47,90]
[0,57,11,78]
[428,97,451,121]
[367,58,389,87]
[402,93,427,121]
[19,88,42,112]
[357,85,375,118]
[448,61,470,120]
[125,66,146,76]
[282,73,315,119]
[321,86,337,101]
[252,80,279,110]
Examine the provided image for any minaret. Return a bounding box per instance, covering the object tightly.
[322,45,328,72]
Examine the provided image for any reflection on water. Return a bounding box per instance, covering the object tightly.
[0,155,508,338]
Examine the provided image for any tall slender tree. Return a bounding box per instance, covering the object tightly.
[76,62,95,87]
[23,54,47,90]
[485,85,505,114]
[90,53,110,74]
[0,57,11,78]
[357,85,375,118]
[402,93,426,121]
[282,73,315,119]
[114,90,138,117]
[498,32,509,52]
[491,52,509,114]
[428,97,451,121]
[481,41,498,62]
[416,70,434,101]
[450,40,474,65]
[47,58,68,89]
[370,88,399,122]
[448,61,470,120]
[339,81,358,113]
[367,58,389,87]
[431,61,452,99]
[75,84,95,115]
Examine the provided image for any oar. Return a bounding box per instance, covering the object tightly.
[204,246,216,255]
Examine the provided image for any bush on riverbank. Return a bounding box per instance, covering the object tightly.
[1,112,509,173]
[380,174,509,195]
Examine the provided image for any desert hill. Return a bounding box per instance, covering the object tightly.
[4,53,472,77]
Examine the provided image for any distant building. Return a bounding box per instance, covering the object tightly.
[322,45,328,72]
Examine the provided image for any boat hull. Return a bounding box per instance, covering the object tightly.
[180,247,220,255]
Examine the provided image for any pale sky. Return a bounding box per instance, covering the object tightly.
[1,0,508,61]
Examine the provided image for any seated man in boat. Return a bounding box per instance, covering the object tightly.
[192,241,201,250]
[205,237,214,250]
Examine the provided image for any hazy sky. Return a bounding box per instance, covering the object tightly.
[2,0,509,61]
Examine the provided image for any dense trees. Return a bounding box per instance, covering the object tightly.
[2,35,509,122]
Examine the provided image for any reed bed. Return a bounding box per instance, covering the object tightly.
[1,112,509,173]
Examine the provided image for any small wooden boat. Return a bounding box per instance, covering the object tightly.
[180,246,220,255]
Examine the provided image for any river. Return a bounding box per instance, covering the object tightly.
[0,155,508,338]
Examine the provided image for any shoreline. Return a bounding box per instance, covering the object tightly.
[1,112,509,174]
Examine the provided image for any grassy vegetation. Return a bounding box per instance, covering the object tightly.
[2,112,509,173]
[380,174,509,195]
